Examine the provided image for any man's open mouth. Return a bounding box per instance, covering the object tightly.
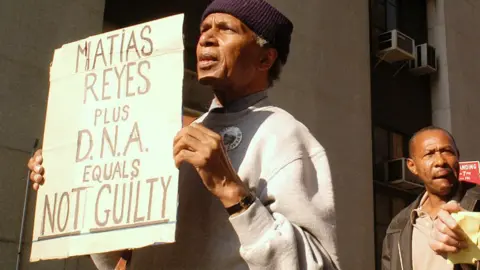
[198,53,218,69]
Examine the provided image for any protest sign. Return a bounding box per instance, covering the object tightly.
[31,14,184,261]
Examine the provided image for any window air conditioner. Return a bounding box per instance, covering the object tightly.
[409,43,437,75]
[376,30,415,63]
[384,158,423,190]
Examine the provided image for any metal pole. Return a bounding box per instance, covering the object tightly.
[16,138,39,270]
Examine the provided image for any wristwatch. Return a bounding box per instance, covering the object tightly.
[226,193,256,216]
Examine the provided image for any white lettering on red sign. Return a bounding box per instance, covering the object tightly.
[460,164,478,170]
[459,161,480,184]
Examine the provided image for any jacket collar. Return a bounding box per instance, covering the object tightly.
[389,192,424,232]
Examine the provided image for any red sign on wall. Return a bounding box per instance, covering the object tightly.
[459,161,480,185]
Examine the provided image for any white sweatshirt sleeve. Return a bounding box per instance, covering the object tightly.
[229,150,339,270]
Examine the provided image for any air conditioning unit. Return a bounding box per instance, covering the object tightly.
[376,30,415,63]
[384,158,423,190]
[409,43,437,75]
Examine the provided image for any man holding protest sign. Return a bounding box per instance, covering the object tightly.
[28,0,339,269]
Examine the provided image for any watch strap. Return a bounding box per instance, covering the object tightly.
[226,193,255,215]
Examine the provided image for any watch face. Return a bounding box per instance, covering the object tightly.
[241,193,255,207]
[226,193,255,215]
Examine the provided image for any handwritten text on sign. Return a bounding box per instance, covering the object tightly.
[31,14,184,261]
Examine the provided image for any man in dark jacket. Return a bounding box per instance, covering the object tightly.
[382,126,480,270]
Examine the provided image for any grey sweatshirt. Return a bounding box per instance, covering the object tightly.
[91,92,339,269]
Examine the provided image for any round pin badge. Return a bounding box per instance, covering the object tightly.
[219,126,242,151]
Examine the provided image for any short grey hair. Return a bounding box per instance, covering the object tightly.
[255,35,268,47]
[255,35,283,87]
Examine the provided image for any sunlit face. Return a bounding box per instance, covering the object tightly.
[407,130,460,197]
[196,13,263,89]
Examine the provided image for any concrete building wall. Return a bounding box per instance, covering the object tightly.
[429,0,480,160]
[267,1,375,269]
[0,0,104,269]
[428,0,452,133]
[443,0,480,161]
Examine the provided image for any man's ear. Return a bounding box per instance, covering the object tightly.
[258,48,277,71]
[407,158,418,175]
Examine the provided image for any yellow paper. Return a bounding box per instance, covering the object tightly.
[447,212,480,265]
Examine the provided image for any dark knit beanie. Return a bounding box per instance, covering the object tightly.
[201,0,294,65]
